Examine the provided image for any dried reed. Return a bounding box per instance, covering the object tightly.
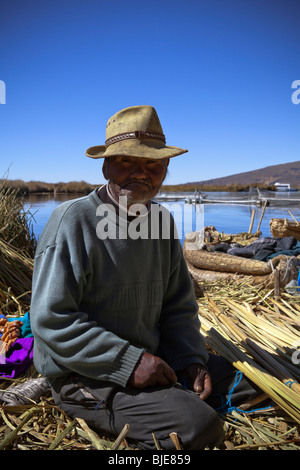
[0,178,36,256]
[0,178,35,312]
[197,282,300,425]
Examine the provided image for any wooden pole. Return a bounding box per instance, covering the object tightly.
[256,200,267,232]
[274,269,281,299]
[248,208,256,234]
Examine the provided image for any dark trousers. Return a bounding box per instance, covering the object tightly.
[51,355,259,450]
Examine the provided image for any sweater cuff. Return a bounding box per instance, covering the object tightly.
[108,345,144,388]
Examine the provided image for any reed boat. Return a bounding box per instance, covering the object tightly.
[270,218,300,240]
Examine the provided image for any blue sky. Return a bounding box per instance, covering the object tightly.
[0,0,299,185]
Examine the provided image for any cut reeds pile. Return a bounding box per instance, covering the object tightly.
[197,282,300,427]
[0,239,33,311]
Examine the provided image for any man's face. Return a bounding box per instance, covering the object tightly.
[103,156,169,206]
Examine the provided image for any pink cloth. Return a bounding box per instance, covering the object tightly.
[0,337,34,378]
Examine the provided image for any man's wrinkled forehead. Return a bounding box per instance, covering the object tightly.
[104,156,169,166]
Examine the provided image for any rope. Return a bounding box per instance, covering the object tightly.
[213,371,273,417]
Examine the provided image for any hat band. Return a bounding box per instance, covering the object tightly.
[105,130,166,148]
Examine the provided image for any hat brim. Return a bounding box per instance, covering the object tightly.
[85,139,188,160]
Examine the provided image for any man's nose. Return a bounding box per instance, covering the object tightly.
[130,163,147,179]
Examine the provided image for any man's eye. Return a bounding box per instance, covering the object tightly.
[146,161,161,168]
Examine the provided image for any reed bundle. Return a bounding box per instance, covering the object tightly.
[0,177,36,313]
[0,178,36,257]
[185,246,276,275]
[270,218,300,241]
[198,292,300,423]
[0,239,33,311]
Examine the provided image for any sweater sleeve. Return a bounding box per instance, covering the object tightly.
[158,240,209,371]
[30,243,143,387]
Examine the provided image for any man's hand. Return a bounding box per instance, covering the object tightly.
[128,352,177,388]
[180,363,212,400]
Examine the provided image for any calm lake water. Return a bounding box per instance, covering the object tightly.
[24,191,300,245]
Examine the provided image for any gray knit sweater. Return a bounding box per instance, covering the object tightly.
[30,189,208,387]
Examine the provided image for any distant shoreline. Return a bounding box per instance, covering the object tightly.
[162,183,278,193]
[3,179,281,194]
[3,179,99,195]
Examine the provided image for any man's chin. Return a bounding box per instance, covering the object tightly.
[119,187,155,205]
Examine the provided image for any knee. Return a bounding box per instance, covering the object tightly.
[187,406,224,449]
[176,393,224,450]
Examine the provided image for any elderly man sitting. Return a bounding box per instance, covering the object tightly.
[30,105,258,450]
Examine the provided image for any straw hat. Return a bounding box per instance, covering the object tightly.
[85,105,188,160]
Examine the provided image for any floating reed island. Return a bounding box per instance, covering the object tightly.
[0,180,299,450]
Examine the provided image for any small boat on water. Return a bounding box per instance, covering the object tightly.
[185,195,203,204]
[185,190,206,204]
[274,182,298,192]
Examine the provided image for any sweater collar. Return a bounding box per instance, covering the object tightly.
[98,184,151,219]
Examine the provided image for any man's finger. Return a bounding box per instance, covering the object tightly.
[161,361,177,384]
[194,370,212,399]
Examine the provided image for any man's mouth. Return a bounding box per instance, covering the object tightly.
[122,181,152,189]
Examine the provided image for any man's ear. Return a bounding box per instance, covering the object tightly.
[102,159,109,180]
